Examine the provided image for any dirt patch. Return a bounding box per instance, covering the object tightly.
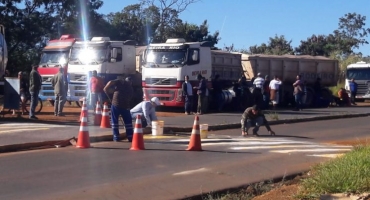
[252,184,300,200]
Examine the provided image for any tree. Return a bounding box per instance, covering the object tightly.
[0,0,104,72]
[338,12,370,50]
[140,0,200,42]
[246,35,294,55]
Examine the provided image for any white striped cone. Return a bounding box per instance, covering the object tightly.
[79,98,88,122]
[134,115,143,134]
[76,112,90,148]
[94,101,102,126]
[95,101,102,115]
[100,103,111,128]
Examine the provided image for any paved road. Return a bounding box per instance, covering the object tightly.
[0,117,368,200]
[0,106,369,149]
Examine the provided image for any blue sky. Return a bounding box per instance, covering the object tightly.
[99,0,370,55]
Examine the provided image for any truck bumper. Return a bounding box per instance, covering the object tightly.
[143,87,184,107]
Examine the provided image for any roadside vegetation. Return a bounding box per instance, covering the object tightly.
[199,142,370,200]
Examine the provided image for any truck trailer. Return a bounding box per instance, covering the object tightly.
[241,54,339,106]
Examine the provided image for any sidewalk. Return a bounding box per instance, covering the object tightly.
[0,105,370,153]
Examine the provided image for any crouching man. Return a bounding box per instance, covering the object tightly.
[130,97,161,128]
[241,105,275,136]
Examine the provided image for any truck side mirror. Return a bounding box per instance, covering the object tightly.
[192,50,198,62]
[110,48,118,63]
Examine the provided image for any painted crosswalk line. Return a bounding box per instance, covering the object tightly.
[159,136,353,157]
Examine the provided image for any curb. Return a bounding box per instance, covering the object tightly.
[0,113,369,153]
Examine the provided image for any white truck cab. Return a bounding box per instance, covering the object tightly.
[345,61,370,100]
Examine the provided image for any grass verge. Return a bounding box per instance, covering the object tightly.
[296,143,370,199]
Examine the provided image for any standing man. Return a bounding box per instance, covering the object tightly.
[241,105,275,136]
[349,78,358,105]
[130,97,160,128]
[212,74,223,112]
[193,74,206,115]
[103,77,133,142]
[269,76,282,109]
[262,75,270,109]
[182,75,193,115]
[253,73,264,108]
[89,70,104,110]
[51,67,67,116]
[293,75,304,111]
[29,64,42,119]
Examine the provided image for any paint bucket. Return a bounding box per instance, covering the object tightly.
[152,120,164,136]
[200,124,208,139]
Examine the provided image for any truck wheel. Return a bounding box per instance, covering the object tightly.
[303,87,314,107]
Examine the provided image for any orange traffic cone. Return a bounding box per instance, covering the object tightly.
[130,115,145,150]
[100,102,111,128]
[76,112,91,148]
[186,115,202,151]
[94,101,102,126]
[79,98,88,122]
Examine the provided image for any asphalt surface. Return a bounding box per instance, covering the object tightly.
[0,117,368,200]
[0,106,370,152]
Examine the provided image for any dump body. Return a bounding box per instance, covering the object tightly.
[241,54,338,86]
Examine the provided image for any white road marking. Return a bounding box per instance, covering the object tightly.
[173,168,209,176]
[270,148,352,153]
[0,128,49,134]
[307,154,345,158]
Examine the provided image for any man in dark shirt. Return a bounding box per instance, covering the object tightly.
[29,64,42,119]
[103,77,134,142]
[241,105,275,136]
[349,78,358,105]
[193,74,206,115]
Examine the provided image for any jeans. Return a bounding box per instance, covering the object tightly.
[90,92,102,110]
[110,105,133,141]
[241,116,264,134]
[184,95,193,113]
[350,91,356,104]
[295,93,303,110]
[29,91,39,117]
[263,93,270,109]
[197,94,205,113]
[54,93,66,115]
[216,93,224,111]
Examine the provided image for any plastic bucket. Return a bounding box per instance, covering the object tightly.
[200,124,208,139]
[152,120,164,136]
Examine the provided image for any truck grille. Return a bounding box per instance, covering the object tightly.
[145,78,177,86]
[145,89,175,101]
[71,74,87,81]
[42,76,53,82]
[357,83,370,95]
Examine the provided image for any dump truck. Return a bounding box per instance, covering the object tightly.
[0,25,8,95]
[141,38,242,107]
[241,54,339,106]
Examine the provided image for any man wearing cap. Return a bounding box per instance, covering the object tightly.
[130,97,160,128]
[51,67,67,116]
[103,76,134,142]
[241,105,275,136]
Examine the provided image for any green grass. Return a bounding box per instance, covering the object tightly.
[296,144,370,199]
[328,82,345,97]
[266,112,279,120]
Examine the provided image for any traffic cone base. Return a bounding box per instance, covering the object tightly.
[94,101,102,126]
[130,115,145,150]
[100,103,111,128]
[186,116,202,151]
[76,113,91,148]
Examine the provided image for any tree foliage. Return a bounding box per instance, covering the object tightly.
[244,35,294,55]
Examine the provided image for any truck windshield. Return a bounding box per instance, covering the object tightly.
[145,49,186,68]
[69,46,107,65]
[40,51,69,66]
[347,68,370,80]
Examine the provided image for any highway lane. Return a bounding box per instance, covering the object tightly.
[0,117,369,200]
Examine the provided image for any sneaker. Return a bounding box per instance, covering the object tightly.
[57,113,65,117]
[252,132,259,136]
[29,116,38,119]
[185,112,190,115]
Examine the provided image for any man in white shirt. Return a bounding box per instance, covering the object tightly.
[269,76,282,109]
[130,97,160,128]
[253,73,265,92]
[182,75,193,115]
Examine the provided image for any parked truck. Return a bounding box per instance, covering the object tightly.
[344,61,370,101]
[38,34,80,105]
[67,37,142,106]
[241,54,339,106]
[141,38,242,108]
